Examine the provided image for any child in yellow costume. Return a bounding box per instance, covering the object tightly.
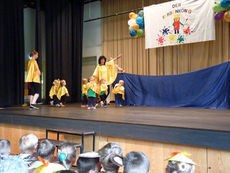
[112,80,125,107]
[57,80,69,107]
[81,78,88,107]
[25,50,41,110]
[49,79,60,105]
[98,79,108,108]
[86,76,98,110]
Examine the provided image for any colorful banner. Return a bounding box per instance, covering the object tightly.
[144,0,215,49]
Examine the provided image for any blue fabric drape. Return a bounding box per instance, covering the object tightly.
[113,62,230,109]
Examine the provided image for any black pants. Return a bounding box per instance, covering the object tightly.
[88,97,96,107]
[100,94,106,103]
[82,95,88,105]
[115,94,122,106]
[53,95,66,104]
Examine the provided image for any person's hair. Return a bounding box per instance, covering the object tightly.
[37,139,55,160]
[0,156,29,172]
[0,139,10,158]
[98,143,123,172]
[123,152,150,173]
[82,78,88,84]
[98,56,106,65]
[58,143,76,169]
[30,50,38,57]
[77,157,100,173]
[56,171,76,173]
[19,134,38,154]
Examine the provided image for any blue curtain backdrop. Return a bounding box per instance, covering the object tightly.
[114,62,230,109]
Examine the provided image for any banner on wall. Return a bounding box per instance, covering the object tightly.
[144,0,215,49]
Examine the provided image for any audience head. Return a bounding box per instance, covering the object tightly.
[98,143,123,173]
[0,139,10,159]
[98,56,106,65]
[37,139,55,161]
[123,151,150,173]
[166,152,195,173]
[77,152,101,173]
[19,134,38,154]
[58,143,76,170]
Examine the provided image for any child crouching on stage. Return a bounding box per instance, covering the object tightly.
[57,80,70,107]
[112,80,125,107]
[81,78,88,107]
[99,79,108,108]
[49,79,60,106]
[86,76,97,110]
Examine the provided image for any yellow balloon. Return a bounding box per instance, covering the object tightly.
[129,12,135,19]
[224,11,230,22]
[131,14,138,19]
[133,24,139,31]
[134,35,139,38]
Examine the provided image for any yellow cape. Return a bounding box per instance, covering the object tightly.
[25,59,40,83]
[57,86,69,100]
[112,84,125,100]
[49,84,60,99]
[98,83,108,95]
[93,60,118,85]
[86,82,98,94]
[34,163,66,173]
[82,84,87,95]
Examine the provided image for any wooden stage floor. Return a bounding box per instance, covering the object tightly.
[0,103,230,132]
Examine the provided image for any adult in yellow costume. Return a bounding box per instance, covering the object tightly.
[93,54,123,103]
[25,50,41,110]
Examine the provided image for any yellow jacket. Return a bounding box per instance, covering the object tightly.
[57,86,69,100]
[112,84,125,100]
[25,59,40,83]
[93,60,118,85]
[98,83,108,95]
[82,84,87,95]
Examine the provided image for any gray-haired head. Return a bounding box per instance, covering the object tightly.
[166,161,195,173]
[123,152,150,173]
[98,143,124,173]
[58,143,76,170]
[19,134,38,154]
[0,139,10,159]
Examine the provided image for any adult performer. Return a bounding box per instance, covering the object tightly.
[25,50,41,110]
[93,54,124,104]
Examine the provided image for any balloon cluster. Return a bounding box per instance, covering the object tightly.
[128,10,144,38]
[213,0,230,21]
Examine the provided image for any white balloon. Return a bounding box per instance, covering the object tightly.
[128,19,136,26]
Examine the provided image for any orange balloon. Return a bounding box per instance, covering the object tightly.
[133,24,139,31]
[224,11,230,22]
[129,12,135,19]
[131,14,138,19]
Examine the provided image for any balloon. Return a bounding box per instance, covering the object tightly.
[129,12,136,19]
[134,35,139,38]
[133,24,139,31]
[131,14,138,19]
[212,3,226,12]
[137,29,144,36]
[128,19,136,26]
[129,26,135,32]
[139,23,145,29]
[224,10,230,21]
[130,30,137,37]
[220,0,230,8]
[136,16,144,25]
[214,11,225,20]
[59,153,67,161]
[138,10,144,17]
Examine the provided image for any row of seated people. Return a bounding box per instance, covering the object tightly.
[0,134,195,173]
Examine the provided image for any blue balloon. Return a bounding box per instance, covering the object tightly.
[130,30,137,37]
[129,26,135,32]
[221,0,230,8]
[59,153,67,161]
[139,23,145,29]
[136,16,143,25]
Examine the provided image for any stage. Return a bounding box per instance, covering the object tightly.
[0,104,230,150]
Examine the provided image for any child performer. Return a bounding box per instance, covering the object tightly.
[49,79,60,105]
[86,76,97,110]
[112,80,125,107]
[57,80,69,107]
[25,50,41,110]
[98,79,108,108]
[81,78,88,107]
